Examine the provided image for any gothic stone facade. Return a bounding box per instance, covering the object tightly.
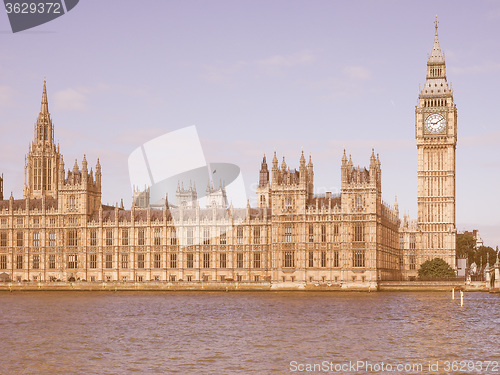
[400,19,457,277]
[0,81,401,286]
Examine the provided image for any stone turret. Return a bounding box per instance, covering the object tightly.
[259,155,269,188]
[58,155,102,215]
[271,151,279,184]
[96,158,101,185]
[176,181,197,208]
[257,155,270,208]
[268,150,313,213]
[299,151,306,183]
[206,181,227,208]
[341,150,382,213]
[307,154,314,199]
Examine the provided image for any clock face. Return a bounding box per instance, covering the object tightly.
[425,113,446,134]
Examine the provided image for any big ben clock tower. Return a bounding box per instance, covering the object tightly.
[415,17,457,269]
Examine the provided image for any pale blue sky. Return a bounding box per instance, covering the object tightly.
[0,1,499,247]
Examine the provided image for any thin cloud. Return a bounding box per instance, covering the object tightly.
[201,62,245,84]
[309,64,376,100]
[461,130,500,146]
[486,8,500,21]
[115,127,172,147]
[449,61,500,75]
[256,50,316,68]
[53,87,89,111]
[0,85,14,108]
[201,137,413,166]
[202,50,317,83]
[342,65,372,80]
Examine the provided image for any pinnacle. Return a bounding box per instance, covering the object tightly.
[272,151,278,165]
[300,150,306,164]
[40,79,49,114]
[428,16,445,64]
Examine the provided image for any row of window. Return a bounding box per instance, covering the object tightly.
[0,232,56,247]
[32,158,52,192]
[0,228,235,247]
[0,250,366,270]
[399,233,416,250]
[0,217,72,228]
[12,274,366,283]
[306,223,363,243]
[0,223,366,247]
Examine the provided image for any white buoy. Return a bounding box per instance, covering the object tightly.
[452,288,455,300]
[460,290,464,307]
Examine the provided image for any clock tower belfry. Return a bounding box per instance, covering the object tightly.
[415,17,457,269]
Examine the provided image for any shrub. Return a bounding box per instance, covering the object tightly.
[418,258,456,278]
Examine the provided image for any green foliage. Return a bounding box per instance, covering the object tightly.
[418,258,456,278]
[456,233,476,263]
[457,233,500,268]
[475,246,497,266]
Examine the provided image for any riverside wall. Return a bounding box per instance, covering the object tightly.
[0,280,492,292]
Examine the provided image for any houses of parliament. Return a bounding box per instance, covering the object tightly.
[0,21,456,286]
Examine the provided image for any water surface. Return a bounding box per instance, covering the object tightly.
[0,291,498,374]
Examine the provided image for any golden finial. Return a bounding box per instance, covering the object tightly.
[434,15,439,32]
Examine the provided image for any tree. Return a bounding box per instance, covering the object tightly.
[475,246,497,268]
[418,258,456,278]
[456,233,476,265]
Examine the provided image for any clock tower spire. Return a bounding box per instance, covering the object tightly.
[415,17,457,269]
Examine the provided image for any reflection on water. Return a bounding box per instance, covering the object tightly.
[0,292,498,374]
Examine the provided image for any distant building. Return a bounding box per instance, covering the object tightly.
[462,230,483,249]
[456,258,467,277]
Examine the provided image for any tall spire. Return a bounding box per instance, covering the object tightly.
[420,16,449,97]
[428,15,445,64]
[41,78,49,114]
[26,78,61,200]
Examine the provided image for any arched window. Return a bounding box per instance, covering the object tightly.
[69,196,76,211]
[355,194,363,210]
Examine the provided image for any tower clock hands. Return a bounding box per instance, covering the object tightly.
[431,119,441,128]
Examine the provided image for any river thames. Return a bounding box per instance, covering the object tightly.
[0,291,498,374]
